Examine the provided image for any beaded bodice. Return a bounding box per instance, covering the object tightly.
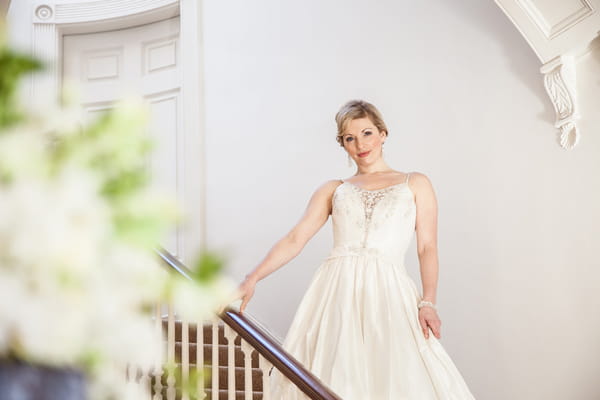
[327,179,416,266]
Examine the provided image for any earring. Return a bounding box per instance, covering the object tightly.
[347,153,354,167]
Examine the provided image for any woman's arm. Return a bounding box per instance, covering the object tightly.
[412,172,442,339]
[238,179,342,312]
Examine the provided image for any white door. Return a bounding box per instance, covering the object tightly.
[62,17,182,255]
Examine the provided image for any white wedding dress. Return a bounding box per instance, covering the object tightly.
[270,173,476,399]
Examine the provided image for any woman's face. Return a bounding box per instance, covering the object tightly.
[341,117,386,164]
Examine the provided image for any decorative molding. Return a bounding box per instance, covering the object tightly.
[30,0,178,107]
[143,35,178,75]
[495,0,600,63]
[34,4,54,21]
[84,47,123,81]
[31,22,59,108]
[32,0,178,24]
[540,56,580,149]
[495,0,600,149]
[516,0,594,40]
[145,88,182,254]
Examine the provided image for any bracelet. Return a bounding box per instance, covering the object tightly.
[417,300,437,311]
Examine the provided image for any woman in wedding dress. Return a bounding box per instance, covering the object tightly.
[237,100,476,399]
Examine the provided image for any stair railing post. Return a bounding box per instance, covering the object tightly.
[240,340,254,400]
[211,320,219,400]
[197,319,206,399]
[153,304,164,400]
[166,304,176,400]
[259,355,272,400]
[181,319,190,400]
[223,325,237,400]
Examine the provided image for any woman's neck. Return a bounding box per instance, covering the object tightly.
[354,159,393,176]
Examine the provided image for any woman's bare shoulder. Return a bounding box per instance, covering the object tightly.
[304,179,343,202]
[408,171,432,186]
[302,180,344,215]
[315,179,345,195]
[407,171,437,200]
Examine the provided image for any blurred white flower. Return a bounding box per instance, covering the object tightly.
[172,277,235,323]
[0,170,108,279]
[15,293,88,366]
[0,92,230,400]
[0,126,48,180]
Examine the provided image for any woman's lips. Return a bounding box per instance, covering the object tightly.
[357,150,370,158]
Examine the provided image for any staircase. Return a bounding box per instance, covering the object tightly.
[155,319,264,400]
[148,248,342,400]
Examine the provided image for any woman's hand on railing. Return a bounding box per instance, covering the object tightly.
[238,276,258,313]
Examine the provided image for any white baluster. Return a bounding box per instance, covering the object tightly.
[197,320,206,399]
[223,325,237,400]
[181,319,190,400]
[166,304,176,400]
[211,321,219,400]
[153,304,164,400]
[258,355,272,400]
[139,367,151,400]
[240,340,254,400]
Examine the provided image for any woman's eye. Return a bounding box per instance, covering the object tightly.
[345,137,354,142]
[364,131,372,136]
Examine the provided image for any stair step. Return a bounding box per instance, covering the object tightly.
[204,388,263,400]
[152,365,263,392]
[162,320,242,345]
[154,386,263,400]
[155,319,267,398]
[170,343,259,368]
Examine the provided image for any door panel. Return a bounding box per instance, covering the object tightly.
[63,16,182,254]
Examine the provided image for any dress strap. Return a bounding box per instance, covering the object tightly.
[405,172,411,184]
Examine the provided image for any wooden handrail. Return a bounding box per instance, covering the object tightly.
[155,248,342,400]
[155,246,193,281]
[220,309,341,400]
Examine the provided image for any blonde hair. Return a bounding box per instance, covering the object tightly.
[335,100,388,147]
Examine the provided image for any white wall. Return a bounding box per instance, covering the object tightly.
[201,1,600,399]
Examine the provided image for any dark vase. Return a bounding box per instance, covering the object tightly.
[0,360,86,400]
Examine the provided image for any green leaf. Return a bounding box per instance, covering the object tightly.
[0,46,43,128]
[192,251,226,283]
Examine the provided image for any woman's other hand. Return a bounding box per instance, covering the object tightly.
[418,307,441,339]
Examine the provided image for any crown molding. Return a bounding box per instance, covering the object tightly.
[495,0,600,149]
[32,0,178,24]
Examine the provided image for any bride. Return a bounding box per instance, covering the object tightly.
[236,100,475,399]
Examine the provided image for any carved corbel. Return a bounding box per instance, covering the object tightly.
[540,56,579,150]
